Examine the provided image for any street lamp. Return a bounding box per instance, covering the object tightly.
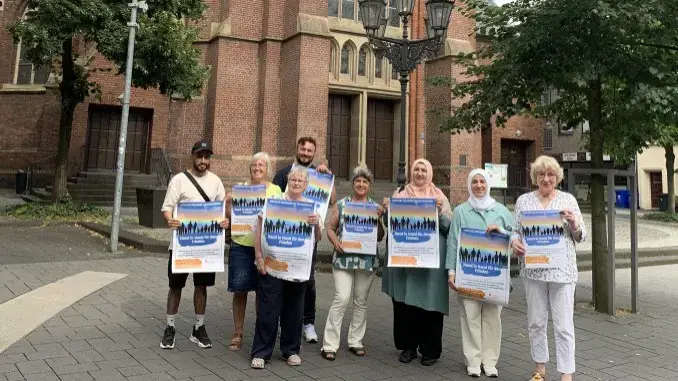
[359,0,454,187]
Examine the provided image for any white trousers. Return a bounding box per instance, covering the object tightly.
[524,278,576,374]
[322,268,376,351]
[458,296,503,368]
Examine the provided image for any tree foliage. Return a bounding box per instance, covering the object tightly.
[434,0,678,313]
[6,0,210,201]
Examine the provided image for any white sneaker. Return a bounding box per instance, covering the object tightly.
[483,365,498,378]
[303,324,318,343]
[467,366,481,378]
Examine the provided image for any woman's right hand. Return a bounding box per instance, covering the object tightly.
[167,219,180,230]
[448,274,457,291]
[254,255,267,275]
[511,239,526,256]
[333,241,344,254]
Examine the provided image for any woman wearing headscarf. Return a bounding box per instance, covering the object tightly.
[381,158,452,367]
[446,169,515,378]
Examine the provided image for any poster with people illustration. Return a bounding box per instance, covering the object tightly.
[261,198,316,281]
[387,198,439,268]
[341,202,379,255]
[230,184,266,236]
[455,228,511,306]
[171,201,226,273]
[288,165,334,221]
[521,210,568,269]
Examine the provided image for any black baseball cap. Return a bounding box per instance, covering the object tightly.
[191,140,213,155]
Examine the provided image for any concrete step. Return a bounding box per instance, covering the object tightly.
[21,194,48,204]
[31,188,52,200]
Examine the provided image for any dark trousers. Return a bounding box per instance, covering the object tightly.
[251,274,307,360]
[303,243,317,326]
[392,298,444,359]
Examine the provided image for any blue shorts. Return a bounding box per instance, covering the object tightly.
[227,242,258,292]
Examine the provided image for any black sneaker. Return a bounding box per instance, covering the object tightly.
[398,350,418,363]
[160,326,175,349]
[190,325,212,348]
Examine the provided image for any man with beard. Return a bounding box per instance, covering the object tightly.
[272,136,336,343]
[159,140,228,350]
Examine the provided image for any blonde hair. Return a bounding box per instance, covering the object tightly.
[250,152,272,180]
[530,155,564,185]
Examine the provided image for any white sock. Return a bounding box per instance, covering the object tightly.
[195,315,204,329]
[167,315,175,327]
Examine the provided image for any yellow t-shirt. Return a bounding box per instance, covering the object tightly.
[232,182,283,247]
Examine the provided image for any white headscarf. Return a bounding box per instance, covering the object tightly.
[467,169,496,212]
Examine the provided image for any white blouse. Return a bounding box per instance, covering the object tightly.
[511,191,587,284]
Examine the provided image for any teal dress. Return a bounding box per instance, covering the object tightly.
[446,201,516,274]
[381,205,452,315]
[332,196,380,272]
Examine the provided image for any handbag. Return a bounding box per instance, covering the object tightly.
[183,171,232,244]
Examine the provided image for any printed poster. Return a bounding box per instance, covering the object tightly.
[341,202,379,255]
[484,163,508,189]
[521,210,568,269]
[262,199,316,281]
[230,184,266,236]
[455,228,511,306]
[288,165,335,221]
[387,198,439,268]
[172,201,226,273]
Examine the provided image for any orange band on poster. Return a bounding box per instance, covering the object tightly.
[391,256,417,266]
[174,258,202,269]
[342,241,362,250]
[265,257,289,272]
[457,287,486,300]
[231,224,252,233]
[525,256,550,264]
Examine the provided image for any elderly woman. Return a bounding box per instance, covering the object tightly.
[250,166,322,369]
[320,166,385,361]
[447,169,515,378]
[510,155,586,381]
[381,158,452,366]
[224,152,282,351]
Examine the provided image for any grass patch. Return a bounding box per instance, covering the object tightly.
[2,199,110,223]
[643,212,678,223]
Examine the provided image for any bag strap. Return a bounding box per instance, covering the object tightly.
[183,170,211,202]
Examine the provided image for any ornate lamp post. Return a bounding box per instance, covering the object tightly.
[359,0,454,187]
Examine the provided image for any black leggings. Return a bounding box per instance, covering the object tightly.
[392,298,444,359]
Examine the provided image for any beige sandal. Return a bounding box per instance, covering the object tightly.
[529,371,546,381]
[286,354,301,366]
[250,358,265,369]
[228,333,243,351]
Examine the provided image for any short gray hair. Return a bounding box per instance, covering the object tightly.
[530,155,564,185]
[251,152,272,180]
[351,165,374,184]
[287,165,309,183]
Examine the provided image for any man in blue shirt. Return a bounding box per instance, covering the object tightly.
[273,136,336,343]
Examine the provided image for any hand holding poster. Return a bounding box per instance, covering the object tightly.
[341,202,379,255]
[455,228,511,306]
[262,199,316,281]
[521,210,568,269]
[289,165,334,221]
[231,184,266,236]
[387,198,439,268]
[172,201,226,273]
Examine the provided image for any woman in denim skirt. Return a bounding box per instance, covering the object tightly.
[225,152,282,351]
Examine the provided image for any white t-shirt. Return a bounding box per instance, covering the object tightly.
[162,170,226,251]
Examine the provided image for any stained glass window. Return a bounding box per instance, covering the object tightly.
[341,44,351,74]
[328,0,339,17]
[342,0,355,19]
[375,54,383,78]
[358,47,367,76]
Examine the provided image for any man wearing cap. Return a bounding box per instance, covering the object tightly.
[159,140,228,350]
[272,136,336,344]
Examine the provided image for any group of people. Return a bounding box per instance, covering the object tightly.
[160,137,585,381]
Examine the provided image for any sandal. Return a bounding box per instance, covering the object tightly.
[228,333,243,351]
[529,371,547,381]
[250,358,265,369]
[321,350,336,361]
[349,347,365,357]
[285,354,302,366]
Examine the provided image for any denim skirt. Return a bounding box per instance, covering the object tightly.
[227,242,258,292]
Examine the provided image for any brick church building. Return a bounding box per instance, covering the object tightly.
[0,0,543,203]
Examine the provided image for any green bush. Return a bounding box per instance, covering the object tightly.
[644,212,678,223]
[3,199,109,223]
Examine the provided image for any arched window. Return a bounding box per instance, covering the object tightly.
[340,44,351,75]
[392,65,399,80]
[330,43,337,73]
[14,9,50,85]
[375,53,383,79]
[358,47,367,77]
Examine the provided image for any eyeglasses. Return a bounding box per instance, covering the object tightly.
[537,173,556,179]
[289,178,306,184]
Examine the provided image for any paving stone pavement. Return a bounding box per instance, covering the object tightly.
[1,223,678,380]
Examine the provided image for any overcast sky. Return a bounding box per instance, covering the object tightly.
[494,0,514,4]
